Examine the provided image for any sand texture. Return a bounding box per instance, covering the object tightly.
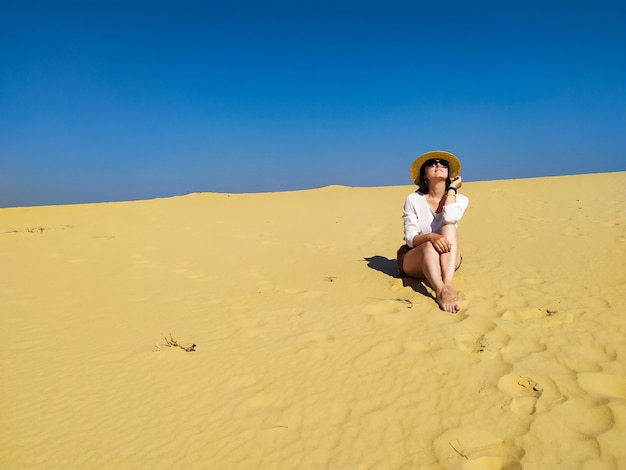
[1,172,625,469]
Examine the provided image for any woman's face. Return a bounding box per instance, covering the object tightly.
[423,159,449,180]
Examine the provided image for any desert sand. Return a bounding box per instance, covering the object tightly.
[1,172,625,469]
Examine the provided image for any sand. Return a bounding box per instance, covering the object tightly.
[1,172,625,469]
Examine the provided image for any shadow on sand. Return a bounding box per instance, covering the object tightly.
[363,255,435,302]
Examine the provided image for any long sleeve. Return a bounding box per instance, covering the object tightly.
[442,194,469,224]
[402,196,421,248]
[402,192,469,247]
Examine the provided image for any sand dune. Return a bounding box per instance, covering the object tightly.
[1,172,625,469]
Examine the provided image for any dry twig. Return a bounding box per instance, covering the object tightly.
[395,298,413,308]
[449,441,469,459]
[161,333,196,352]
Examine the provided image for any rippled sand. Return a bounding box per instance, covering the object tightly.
[1,172,625,469]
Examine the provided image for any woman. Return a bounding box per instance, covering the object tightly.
[397,150,469,313]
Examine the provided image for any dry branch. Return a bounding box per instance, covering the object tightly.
[161,333,196,352]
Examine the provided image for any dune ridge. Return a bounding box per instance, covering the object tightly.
[1,172,625,469]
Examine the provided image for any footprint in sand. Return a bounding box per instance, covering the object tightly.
[454,317,509,357]
[455,331,510,359]
[294,331,335,361]
[433,426,523,469]
[553,398,614,437]
[501,307,546,322]
[234,393,285,428]
[497,373,543,415]
[501,307,574,327]
[577,372,626,400]
[499,337,546,363]
[363,300,417,327]
[455,333,490,355]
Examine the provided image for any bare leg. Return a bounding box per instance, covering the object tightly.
[440,224,463,301]
[402,240,460,313]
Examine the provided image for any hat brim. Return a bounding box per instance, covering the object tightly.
[409,150,461,184]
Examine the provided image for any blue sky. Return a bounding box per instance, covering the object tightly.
[1,0,625,207]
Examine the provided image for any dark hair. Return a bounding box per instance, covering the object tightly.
[417,163,451,194]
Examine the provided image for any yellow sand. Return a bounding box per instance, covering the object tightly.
[1,172,625,469]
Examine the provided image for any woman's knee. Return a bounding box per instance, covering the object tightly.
[441,224,459,244]
[421,241,441,262]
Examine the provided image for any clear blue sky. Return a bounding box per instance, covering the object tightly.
[1,0,625,207]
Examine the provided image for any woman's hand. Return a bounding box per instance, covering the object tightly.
[449,175,463,189]
[429,233,452,253]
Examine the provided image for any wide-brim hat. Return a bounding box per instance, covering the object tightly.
[409,150,461,184]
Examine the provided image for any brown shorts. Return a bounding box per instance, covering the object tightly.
[396,244,411,277]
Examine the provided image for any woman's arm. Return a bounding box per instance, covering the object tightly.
[442,177,469,224]
[442,193,469,224]
[402,195,421,248]
[411,232,452,253]
[404,193,452,252]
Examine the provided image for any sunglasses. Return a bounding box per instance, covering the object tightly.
[424,159,449,168]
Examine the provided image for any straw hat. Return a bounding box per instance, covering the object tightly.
[409,150,461,184]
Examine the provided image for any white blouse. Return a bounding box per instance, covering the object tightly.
[402,191,469,247]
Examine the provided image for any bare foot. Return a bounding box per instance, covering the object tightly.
[437,287,460,313]
[445,285,464,301]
